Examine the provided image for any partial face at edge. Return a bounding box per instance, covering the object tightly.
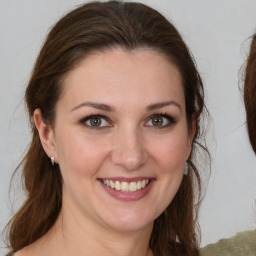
[37,47,195,233]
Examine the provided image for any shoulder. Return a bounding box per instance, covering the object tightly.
[9,251,25,256]
[200,230,256,256]
[9,246,35,256]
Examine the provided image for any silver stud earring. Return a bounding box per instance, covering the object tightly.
[50,156,55,166]
[184,162,188,175]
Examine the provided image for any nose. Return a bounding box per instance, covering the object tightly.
[110,126,149,171]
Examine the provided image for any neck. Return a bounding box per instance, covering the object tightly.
[46,206,154,256]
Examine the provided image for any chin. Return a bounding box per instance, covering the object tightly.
[101,209,156,232]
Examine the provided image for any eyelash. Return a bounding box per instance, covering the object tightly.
[80,113,177,129]
[80,114,112,129]
[146,113,177,128]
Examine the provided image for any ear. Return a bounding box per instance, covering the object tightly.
[33,108,57,162]
[186,114,197,159]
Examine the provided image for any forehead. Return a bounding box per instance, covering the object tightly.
[59,47,184,110]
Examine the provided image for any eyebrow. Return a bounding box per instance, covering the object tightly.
[71,102,115,112]
[146,101,181,112]
[71,100,181,113]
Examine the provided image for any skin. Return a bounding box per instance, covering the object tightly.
[17,48,195,256]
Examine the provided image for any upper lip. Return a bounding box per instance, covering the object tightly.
[99,177,155,182]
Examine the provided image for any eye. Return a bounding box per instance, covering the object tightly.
[81,115,111,128]
[146,114,176,128]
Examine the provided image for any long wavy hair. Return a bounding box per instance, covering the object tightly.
[244,34,256,155]
[5,1,209,256]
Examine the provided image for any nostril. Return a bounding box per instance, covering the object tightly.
[110,132,149,171]
[110,151,148,171]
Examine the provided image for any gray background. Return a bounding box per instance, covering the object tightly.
[1,0,256,254]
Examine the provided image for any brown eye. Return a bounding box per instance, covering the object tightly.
[145,114,176,128]
[82,115,111,129]
[89,117,102,127]
[151,116,163,126]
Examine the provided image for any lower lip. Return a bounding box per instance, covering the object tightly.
[100,180,155,201]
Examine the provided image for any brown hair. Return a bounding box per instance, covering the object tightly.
[6,1,209,255]
[244,34,256,154]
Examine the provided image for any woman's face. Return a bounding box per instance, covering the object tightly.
[46,48,194,232]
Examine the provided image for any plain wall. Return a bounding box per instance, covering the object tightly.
[1,0,256,254]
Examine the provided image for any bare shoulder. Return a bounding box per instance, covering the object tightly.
[12,245,38,256]
[11,227,60,256]
[12,237,59,256]
[13,248,30,256]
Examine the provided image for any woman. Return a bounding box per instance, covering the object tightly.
[200,34,256,256]
[5,1,208,256]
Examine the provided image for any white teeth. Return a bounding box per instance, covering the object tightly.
[110,180,115,188]
[129,182,137,192]
[102,179,150,192]
[121,182,129,192]
[115,181,121,190]
[137,180,142,190]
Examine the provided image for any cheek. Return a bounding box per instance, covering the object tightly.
[147,133,188,216]
[56,133,110,178]
[150,132,189,173]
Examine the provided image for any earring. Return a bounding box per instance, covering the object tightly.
[50,156,55,166]
[184,162,188,175]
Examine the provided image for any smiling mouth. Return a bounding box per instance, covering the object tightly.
[101,179,150,193]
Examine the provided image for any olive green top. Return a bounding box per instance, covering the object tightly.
[200,230,256,256]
